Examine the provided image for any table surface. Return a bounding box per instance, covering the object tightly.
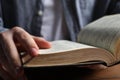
[83,64,120,80]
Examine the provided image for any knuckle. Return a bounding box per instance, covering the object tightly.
[12,27,25,36]
[12,26,23,33]
[12,27,29,39]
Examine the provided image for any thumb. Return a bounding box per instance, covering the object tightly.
[78,64,107,70]
[88,64,107,70]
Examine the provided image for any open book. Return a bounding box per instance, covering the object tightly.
[23,14,120,68]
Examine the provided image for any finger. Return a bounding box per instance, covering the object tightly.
[87,64,107,70]
[0,67,11,80]
[16,43,26,53]
[0,32,22,78]
[20,36,51,64]
[0,41,12,73]
[0,64,15,80]
[12,27,39,56]
[33,36,51,49]
[21,36,51,64]
[0,32,21,69]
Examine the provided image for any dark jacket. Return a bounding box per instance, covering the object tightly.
[0,0,120,41]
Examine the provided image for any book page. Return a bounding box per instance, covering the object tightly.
[24,40,115,67]
[78,14,120,54]
[39,40,96,54]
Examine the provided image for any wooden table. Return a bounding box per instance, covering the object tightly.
[83,64,120,80]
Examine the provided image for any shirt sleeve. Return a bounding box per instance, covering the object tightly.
[0,1,8,32]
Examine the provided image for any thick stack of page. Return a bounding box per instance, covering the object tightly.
[22,14,120,68]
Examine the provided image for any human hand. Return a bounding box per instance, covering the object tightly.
[0,27,51,80]
[85,64,107,70]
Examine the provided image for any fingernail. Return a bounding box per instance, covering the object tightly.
[30,48,39,57]
[99,65,107,69]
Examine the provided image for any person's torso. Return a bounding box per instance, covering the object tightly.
[1,0,120,41]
